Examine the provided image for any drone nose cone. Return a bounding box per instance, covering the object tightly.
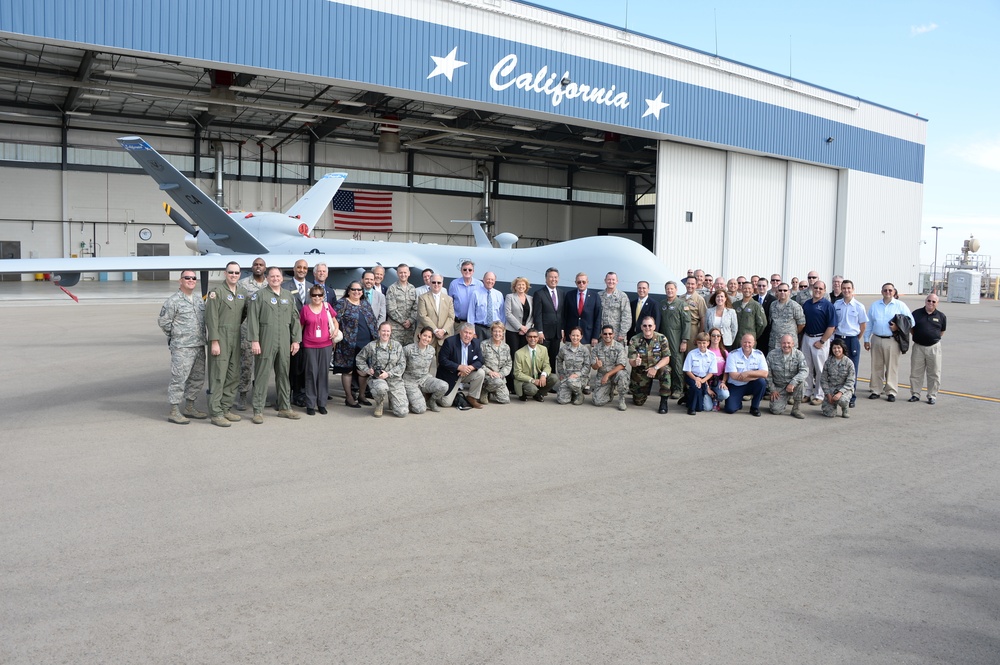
[185,234,199,251]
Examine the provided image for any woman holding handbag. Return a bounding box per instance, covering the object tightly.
[299,285,340,415]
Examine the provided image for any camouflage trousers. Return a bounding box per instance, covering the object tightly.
[769,383,804,415]
[238,338,255,394]
[629,368,670,406]
[482,375,511,404]
[556,375,587,404]
[389,321,415,347]
[821,390,853,417]
[167,346,206,405]
[371,377,409,417]
[404,375,448,414]
[592,372,628,407]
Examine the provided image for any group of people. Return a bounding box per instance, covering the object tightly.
[157,260,947,425]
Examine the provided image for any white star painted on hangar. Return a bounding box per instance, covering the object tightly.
[642,92,670,120]
[427,47,468,82]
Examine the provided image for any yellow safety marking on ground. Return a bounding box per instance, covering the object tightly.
[856,377,1000,403]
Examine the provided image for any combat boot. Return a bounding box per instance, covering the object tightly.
[572,391,584,406]
[658,397,669,414]
[276,409,300,420]
[211,416,231,428]
[617,394,627,411]
[790,402,805,419]
[184,400,208,419]
[426,398,440,412]
[841,404,850,418]
[373,398,384,418]
[252,411,264,424]
[235,392,248,411]
[168,404,189,425]
[224,411,241,422]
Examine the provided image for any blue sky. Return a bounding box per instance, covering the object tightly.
[536,0,999,269]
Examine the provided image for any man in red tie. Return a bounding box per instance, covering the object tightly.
[561,272,603,346]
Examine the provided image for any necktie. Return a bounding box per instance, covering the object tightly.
[551,289,557,309]
[366,289,373,303]
[297,281,305,303]
[578,292,584,316]
[635,298,642,322]
[531,349,537,378]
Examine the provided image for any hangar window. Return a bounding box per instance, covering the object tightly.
[572,189,624,206]
[318,167,406,188]
[413,175,481,193]
[0,141,60,164]
[499,182,568,201]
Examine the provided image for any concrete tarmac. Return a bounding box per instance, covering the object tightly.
[1,281,998,664]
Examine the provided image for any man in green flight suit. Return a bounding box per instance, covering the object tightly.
[248,266,303,424]
[206,261,250,427]
[657,281,690,400]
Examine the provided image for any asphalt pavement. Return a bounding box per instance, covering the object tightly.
[1,281,998,664]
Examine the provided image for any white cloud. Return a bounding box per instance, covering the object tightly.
[911,23,939,36]
[955,140,1000,172]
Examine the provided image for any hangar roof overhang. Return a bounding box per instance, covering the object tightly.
[0,35,659,176]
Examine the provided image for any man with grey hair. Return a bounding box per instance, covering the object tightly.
[436,322,486,409]
[312,262,336,304]
[766,334,808,419]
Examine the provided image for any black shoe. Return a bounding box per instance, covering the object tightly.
[868,393,881,400]
[658,397,669,414]
[358,397,372,406]
[908,395,920,402]
[519,394,528,402]
[687,407,696,416]
[533,393,545,402]
[317,406,328,415]
[344,398,361,409]
[677,397,687,407]
[455,401,471,411]
[887,394,896,402]
[849,397,856,408]
[749,407,761,417]
[306,407,315,416]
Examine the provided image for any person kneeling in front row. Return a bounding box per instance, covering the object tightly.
[723,333,769,417]
[683,332,717,416]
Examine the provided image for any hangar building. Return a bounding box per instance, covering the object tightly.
[0,0,926,293]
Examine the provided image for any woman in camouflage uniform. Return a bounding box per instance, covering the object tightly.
[821,338,855,418]
[555,327,592,405]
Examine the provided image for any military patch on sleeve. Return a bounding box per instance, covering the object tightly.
[159,306,166,317]
[251,293,257,301]
[209,292,217,299]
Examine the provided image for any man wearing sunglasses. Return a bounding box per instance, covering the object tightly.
[157,271,208,425]
[205,261,250,427]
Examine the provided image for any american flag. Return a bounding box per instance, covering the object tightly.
[332,189,393,232]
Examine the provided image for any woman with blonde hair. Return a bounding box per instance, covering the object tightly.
[504,276,533,353]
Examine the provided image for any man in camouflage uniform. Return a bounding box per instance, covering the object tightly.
[205,261,249,427]
[235,257,267,410]
[682,276,707,353]
[657,281,690,399]
[555,328,592,405]
[599,272,632,344]
[157,270,208,424]
[768,283,806,352]
[591,325,628,411]
[734,281,768,352]
[628,315,672,413]
[766,333,808,419]
[248,266,302,424]
[356,322,408,418]
[386,263,418,346]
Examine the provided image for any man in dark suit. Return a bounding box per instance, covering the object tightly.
[282,259,312,406]
[436,323,485,409]
[753,277,776,356]
[629,280,660,341]
[532,267,565,362]
[562,272,603,345]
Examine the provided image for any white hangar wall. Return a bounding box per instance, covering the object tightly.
[653,140,920,294]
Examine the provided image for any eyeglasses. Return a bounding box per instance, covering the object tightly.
[226,270,240,275]
[601,332,615,336]
[771,278,780,282]
[310,294,324,298]
[777,288,789,292]
[461,268,473,272]
[641,324,655,328]
[181,276,197,280]
[575,281,587,285]
[348,287,362,292]
[710,334,721,337]
[807,276,818,280]
[431,281,443,285]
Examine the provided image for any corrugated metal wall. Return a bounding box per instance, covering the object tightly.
[654,142,727,280]
[784,162,839,283]
[723,153,786,277]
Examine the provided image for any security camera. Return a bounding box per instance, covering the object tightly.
[561,77,571,87]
